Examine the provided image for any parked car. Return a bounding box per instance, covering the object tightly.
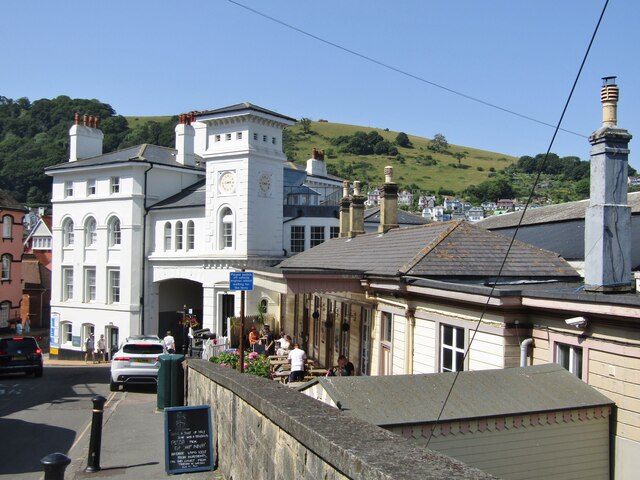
[110,335,166,391]
[0,336,44,377]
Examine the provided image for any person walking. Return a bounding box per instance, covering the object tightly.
[84,334,95,364]
[97,334,106,362]
[163,331,176,354]
[287,343,306,383]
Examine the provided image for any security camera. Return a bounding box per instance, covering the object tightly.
[565,316,588,328]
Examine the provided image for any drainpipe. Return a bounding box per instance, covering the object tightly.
[140,163,154,334]
[520,338,534,367]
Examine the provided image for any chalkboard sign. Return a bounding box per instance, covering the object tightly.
[164,405,214,474]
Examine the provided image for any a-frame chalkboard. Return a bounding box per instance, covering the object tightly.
[164,405,214,474]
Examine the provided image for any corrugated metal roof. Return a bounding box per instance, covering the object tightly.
[479,192,640,230]
[300,364,612,426]
[45,144,205,172]
[277,220,578,280]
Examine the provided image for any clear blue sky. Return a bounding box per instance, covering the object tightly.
[3,1,638,167]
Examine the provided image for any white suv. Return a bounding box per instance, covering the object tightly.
[110,335,166,391]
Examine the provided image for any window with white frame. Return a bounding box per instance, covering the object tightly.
[262,135,267,142]
[340,303,350,357]
[62,267,73,301]
[310,226,324,248]
[291,226,305,253]
[85,217,97,247]
[214,134,220,142]
[1,254,10,280]
[62,219,74,247]
[441,325,465,372]
[84,268,96,302]
[272,136,276,145]
[108,269,120,304]
[186,221,194,251]
[2,216,12,239]
[253,133,258,141]
[108,217,121,247]
[381,312,392,343]
[110,176,120,194]
[33,237,51,250]
[64,181,73,198]
[0,301,9,326]
[329,226,340,239]
[87,178,96,196]
[220,208,234,249]
[556,343,583,379]
[236,132,242,140]
[175,221,183,250]
[61,322,73,344]
[164,222,172,251]
[225,133,231,141]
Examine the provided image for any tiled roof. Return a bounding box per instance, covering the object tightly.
[479,192,640,229]
[0,190,25,210]
[299,364,612,426]
[45,144,205,172]
[195,102,297,123]
[277,220,578,280]
[149,180,206,210]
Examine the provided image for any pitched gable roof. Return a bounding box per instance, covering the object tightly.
[196,102,297,123]
[278,220,578,281]
[364,207,429,226]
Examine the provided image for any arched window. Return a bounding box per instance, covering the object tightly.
[0,301,10,325]
[175,221,183,250]
[85,217,97,247]
[186,221,195,251]
[2,215,12,239]
[220,208,234,249]
[108,217,121,247]
[164,222,172,251]
[1,254,11,280]
[62,219,74,247]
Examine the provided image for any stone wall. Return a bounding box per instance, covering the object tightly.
[186,359,495,480]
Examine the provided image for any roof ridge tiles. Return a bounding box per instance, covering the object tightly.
[398,220,462,274]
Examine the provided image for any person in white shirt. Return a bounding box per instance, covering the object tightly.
[163,331,176,354]
[287,343,306,382]
[276,335,292,356]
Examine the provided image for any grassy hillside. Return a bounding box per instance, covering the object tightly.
[125,116,516,194]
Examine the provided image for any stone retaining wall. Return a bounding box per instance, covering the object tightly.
[186,360,495,480]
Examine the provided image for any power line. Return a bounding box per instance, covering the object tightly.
[227,0,588,139]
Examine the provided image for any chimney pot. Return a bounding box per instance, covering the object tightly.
[83,114,89,127]
[312,147,317,160]
[74,112,80,125]
[600,76,619,128]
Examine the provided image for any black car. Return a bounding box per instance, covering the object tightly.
[0,336,44,377]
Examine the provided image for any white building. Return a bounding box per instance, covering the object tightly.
[46,104,341,358]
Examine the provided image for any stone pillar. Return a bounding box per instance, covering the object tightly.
[584,77,633,292]
[349,181,365,237]
[339,181,350,238]
[379,166,399,233]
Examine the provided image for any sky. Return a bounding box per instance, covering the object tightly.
[3,1,639,168]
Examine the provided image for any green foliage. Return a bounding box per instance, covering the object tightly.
[429,133,449,153]
[395,131,412,148]
[299,117,312,134]
[331,130,397,156]
[209,350,270,378]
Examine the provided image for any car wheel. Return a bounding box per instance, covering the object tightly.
[34,368,43,378]
[110,379,119,392]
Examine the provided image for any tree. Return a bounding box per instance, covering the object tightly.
[430,133,448,152]
[395,132,412,148]
[299,117,312,134]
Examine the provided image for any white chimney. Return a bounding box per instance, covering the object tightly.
[69,113,103,162]
[175,113,196,167]
[306,147,328,177]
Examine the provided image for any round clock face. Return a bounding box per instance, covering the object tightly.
[219,171,236,194]
[258,173,271,193]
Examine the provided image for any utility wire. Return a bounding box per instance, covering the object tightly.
[227,0,588,138]
[425,0,609,448]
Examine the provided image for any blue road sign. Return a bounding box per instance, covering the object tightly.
[229,271,254,291]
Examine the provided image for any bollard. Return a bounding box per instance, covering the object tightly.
[41,452,71,480]
[85,395,107,473]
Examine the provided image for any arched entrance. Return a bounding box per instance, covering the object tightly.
[157,279,203,352]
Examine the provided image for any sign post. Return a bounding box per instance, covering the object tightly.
[229,270,253,373]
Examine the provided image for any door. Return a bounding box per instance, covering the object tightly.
[325,300,335,368]
[220,294,235,337]
[360,308,372,375]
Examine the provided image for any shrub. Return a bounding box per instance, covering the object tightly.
[210,350,271,378]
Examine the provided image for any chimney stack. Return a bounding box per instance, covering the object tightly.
[306,147,328,177]
[69,112,104,162]
[584,76,634,292]
[175,112,196,167]
[349,180,365,237]
[379,166,399,233]
[339,181,351,238]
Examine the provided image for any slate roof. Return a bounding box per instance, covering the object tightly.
[277,220,578,280]
[45,144,205,172]
[479,191,640,229]
[196,102,297,123]
[149,179,206,210]
[299,364,612,427]
[364,207,429,226]
[0,190,25,210]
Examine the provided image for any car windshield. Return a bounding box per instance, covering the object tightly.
[0,338,38,354]
[122,344,164,355]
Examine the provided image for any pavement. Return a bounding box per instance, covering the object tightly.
[42,355,224,479]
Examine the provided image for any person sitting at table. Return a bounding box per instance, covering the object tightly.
[287,343,306,383]
[276,334,292,356]
[329,355,355,376]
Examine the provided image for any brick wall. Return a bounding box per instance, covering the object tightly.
[186,360,495,480]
